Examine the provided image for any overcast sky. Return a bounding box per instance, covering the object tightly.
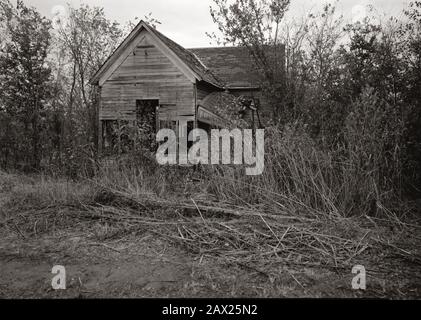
[24,0,410,48]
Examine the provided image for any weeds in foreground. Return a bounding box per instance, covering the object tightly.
[0,123,419,292]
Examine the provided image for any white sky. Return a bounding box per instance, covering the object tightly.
[23,0,409,48]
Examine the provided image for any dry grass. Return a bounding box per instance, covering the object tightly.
[80,184,419,279]
[201,126,410,221]
[0,124,419,297]
[0,168,420,297]
[0,171,95,207]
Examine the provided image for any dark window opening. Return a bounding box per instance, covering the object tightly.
[136,99,159,151]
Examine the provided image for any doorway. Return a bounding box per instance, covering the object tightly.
[135,99,159,151]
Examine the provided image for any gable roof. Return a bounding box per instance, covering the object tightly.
[90,20,223,87]
[90,21,267,90]
[189,47,262,88]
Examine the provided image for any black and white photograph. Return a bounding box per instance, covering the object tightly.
[0,0,420,304]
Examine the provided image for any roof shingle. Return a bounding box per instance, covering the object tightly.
[189,47,262,88]
[148,27,224,88]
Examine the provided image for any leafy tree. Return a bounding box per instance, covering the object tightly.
[210,0,290,120]
[52,4,123,174]
[0,0,52,169]
[400,1,421,192]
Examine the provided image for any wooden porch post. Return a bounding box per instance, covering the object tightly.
[97,86,103,156]
[98,120,103,155]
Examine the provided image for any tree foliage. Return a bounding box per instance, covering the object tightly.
[210,0,290,119]
[210,0,421,194]
[0,0,52,169]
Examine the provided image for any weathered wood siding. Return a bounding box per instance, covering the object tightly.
[100,32,195,122]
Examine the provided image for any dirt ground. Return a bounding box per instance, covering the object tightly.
[0,232,355,298]
[0,221,419,299]
[0,181,420,299]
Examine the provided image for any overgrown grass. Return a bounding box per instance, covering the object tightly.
[0,121,419,288]
[95,122,410,222]
[0,171,95,208]
[202,125,409,222]
[65,124,417,276]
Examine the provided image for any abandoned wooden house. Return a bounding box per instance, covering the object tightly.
[90,21,283,154]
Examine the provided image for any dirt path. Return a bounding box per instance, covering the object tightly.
[0,218,355,298]
[1,227,419,298]
[0,231,195,298]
